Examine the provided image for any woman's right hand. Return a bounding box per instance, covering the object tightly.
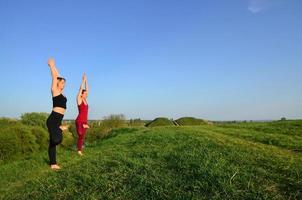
[82,73,87,81]
[83,124,90,129]
[48,58,55,67]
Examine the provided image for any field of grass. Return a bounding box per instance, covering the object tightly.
[0,121,301,200]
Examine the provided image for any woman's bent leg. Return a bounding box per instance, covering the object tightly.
[47,112,63,165]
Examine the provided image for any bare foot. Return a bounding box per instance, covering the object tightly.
[59,125,69,131]
[78,151,83,156]
[50,164,61,170]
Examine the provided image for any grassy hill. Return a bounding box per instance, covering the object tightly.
[145,117,175,127]
[0,122,302,199]
[175,117,209,126]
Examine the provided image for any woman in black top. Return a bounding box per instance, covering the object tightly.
[46,58,68,170]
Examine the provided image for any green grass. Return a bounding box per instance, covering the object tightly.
[213,120,302,151]
[0,123,301,200]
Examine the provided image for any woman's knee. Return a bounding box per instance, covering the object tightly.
[52,132,62,145]
[52,138,62,145]
[78,132,84,138]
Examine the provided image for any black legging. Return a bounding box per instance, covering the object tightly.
[46,111,63,165]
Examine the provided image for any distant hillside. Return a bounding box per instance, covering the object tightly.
[145,117,175,127]
[175,117,209,126]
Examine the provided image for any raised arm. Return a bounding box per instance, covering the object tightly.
[77,73,86,105]
[47,58,60,94]
[85,74,89,96]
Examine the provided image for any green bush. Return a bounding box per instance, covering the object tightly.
[0,117,81,161]
[0,118,20,127]
[13,125,39,154]
[145,117,175,127]
[102,114,127,129]
[129,118,145,127]
[30,126,48,150]
[61,132,75,148]
[0,127,21,160]
[0,124,39,161]
[175,117,209,126]
[85,125,111,145]
[21,112,49,129]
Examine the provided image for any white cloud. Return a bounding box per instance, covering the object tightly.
[248,0,271,13]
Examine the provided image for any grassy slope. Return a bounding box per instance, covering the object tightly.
[0,125,301,200]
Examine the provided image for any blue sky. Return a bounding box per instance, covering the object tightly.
[0,0,301,120]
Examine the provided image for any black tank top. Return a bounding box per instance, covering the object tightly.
[53,94,67,109]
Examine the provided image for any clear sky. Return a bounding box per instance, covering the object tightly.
[0,0,301,120]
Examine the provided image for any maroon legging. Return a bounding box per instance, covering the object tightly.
[76,121,87,151]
